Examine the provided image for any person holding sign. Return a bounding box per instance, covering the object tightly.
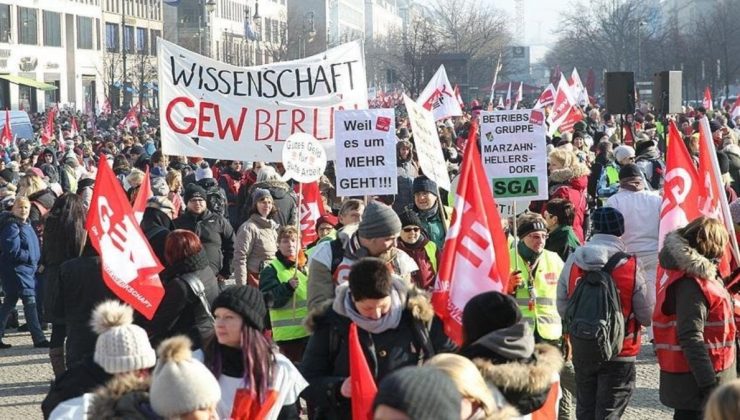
[409,176,451,250]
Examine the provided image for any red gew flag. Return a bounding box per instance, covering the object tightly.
[85,158,164,319]
[119,107,140,130]
[0,109,12,147]
[132,166,153,224]
[432,119,510,345]
[703,86,714,111]
[294,181,325,247]
[41,109,55,145]
[349,322,377,420]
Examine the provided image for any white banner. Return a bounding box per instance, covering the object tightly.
[404,94,451,191]
[334,109,398,197]
[158,38,368,162]
[480,109,548,202]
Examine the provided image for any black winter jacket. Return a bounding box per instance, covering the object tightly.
[174,209,235,278]
[135,250,218,349]
[300,288,456,420]
[41,356,112,419]
[140,207,174,264]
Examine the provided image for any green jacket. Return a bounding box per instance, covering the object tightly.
[545,225,581,262]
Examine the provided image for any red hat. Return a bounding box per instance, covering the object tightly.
[316,214,339,229]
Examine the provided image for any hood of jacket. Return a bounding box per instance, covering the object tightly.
[29,188,56,209]
[659,230,717,280]
[88,373,155,420]
[461,321,535,362]
[473,343,563,415]
[250,180,290,199]
[549,162,590,184]
[304,278,434,332]
[572,234,626,270]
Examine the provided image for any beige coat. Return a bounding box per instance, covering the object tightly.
[232,213,278,285]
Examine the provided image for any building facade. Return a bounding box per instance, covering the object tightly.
[286,0,366,60]
[0,0,106,113]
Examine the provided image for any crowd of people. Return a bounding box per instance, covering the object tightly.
[0,100,740,420]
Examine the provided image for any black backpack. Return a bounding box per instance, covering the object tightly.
[565,252,629,364]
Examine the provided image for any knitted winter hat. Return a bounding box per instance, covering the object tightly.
[373,366,461,420]
[211,286,266,331]
[613,145,635,164]
[398,208,423,228]
[195,161,213,181]
[251,187,271,203]
[618,163,643,180]
[591,207,625,237]
[184,184,207,203]
[412,176,438,196]
[462,291,522,344]
[516,213,548,239]
[150,336,221,418]
[91,301,156,374]
[358,201,402,239]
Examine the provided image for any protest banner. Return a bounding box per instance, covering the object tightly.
[334,109,398,197]
[479,109,548,202]
[158,38,368,162]
[281,132,327,183]
[403,94,451,191]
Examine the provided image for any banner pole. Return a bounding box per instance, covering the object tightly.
[296,181,303,247]
[512,201,519,288]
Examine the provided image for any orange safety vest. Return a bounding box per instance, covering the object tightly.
[653,270,736,374]
[529,377,561,420]
[567,255,641,357]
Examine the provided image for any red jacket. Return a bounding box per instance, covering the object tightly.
[654,270,736,374]
[551,174,588,243]
[567,255,641,357]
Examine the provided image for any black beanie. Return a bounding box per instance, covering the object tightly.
[373,366,461,420]
[412,176,438,196]
[184,184,207,203]
[618,163,643,180]
[398,209,423,228]
[211,286,266,331]
[462,291,522,344]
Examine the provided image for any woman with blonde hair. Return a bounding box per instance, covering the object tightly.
[705,379,740,420]
[655,216,736,419]
[165,169,184,218]
[427,353,518,419]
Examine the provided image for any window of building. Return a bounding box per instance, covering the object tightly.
[18,7,38,45]
[123,25,134,53]
[265,18,272,44]
[0,5,10,43]
[106,22,119,52]
[150,29,161,56]
[136,27,147,54]
[77,16,93,49]
[43,11,61,47]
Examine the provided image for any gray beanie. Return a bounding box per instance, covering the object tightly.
[358,201,402,239]
[91,301,156,374]
[373,366,461,420]
[150,336,221,418]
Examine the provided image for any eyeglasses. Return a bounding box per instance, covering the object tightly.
[403,227,420,233]
[526,233,548,240]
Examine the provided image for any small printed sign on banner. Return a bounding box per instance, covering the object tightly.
[282,133,327,183]
[334,109,398,197]
[403,94,451,191]
[480,109,548,202]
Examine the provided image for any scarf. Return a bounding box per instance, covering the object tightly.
[517,239,541,265]
[415,201,439,221]
[619,176,645,192]
[333,277,407,334]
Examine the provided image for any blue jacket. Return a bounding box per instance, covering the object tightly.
[0,213,40,294]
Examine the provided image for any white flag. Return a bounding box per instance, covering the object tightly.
[504,82,512,109]
[417,65,463,121]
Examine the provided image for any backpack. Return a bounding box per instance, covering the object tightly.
[565,252,628,364]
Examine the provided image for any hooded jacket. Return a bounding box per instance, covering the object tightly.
[301,281,456,420]
[139,207,173,264]
[556,234,653,361]
[173,209,235,278]
[655,231,737,410]
[232,213,278,285]
[460,321,563,415]
[0,212,40,294]
[547,163,590,243]
[87,374,157,420]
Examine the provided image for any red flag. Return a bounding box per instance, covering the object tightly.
[432,119,510,345]
[41,109,55,145]
[703,86,714,111]
[557,106,584,134]
[70,116,79,138]
[132,166,153,224]
[119,107,140,131]
[730,95,740,120]
[85,158,164,319]
[349,323,377,420]
[294,181,324,247]
[0,110,12,147]
[534,84,556,109]
[547,75,577,136]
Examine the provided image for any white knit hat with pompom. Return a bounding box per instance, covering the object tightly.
[91,300,156,374]
[150,336,221,418]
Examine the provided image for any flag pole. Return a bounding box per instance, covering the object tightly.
[489,53,502,108]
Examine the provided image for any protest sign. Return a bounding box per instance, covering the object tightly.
[496,200,532,218]
[480,109,548,202]
[334,109,398,197]
[158,38,368,162]
[281,133,327,183]
[403,94,451,191]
